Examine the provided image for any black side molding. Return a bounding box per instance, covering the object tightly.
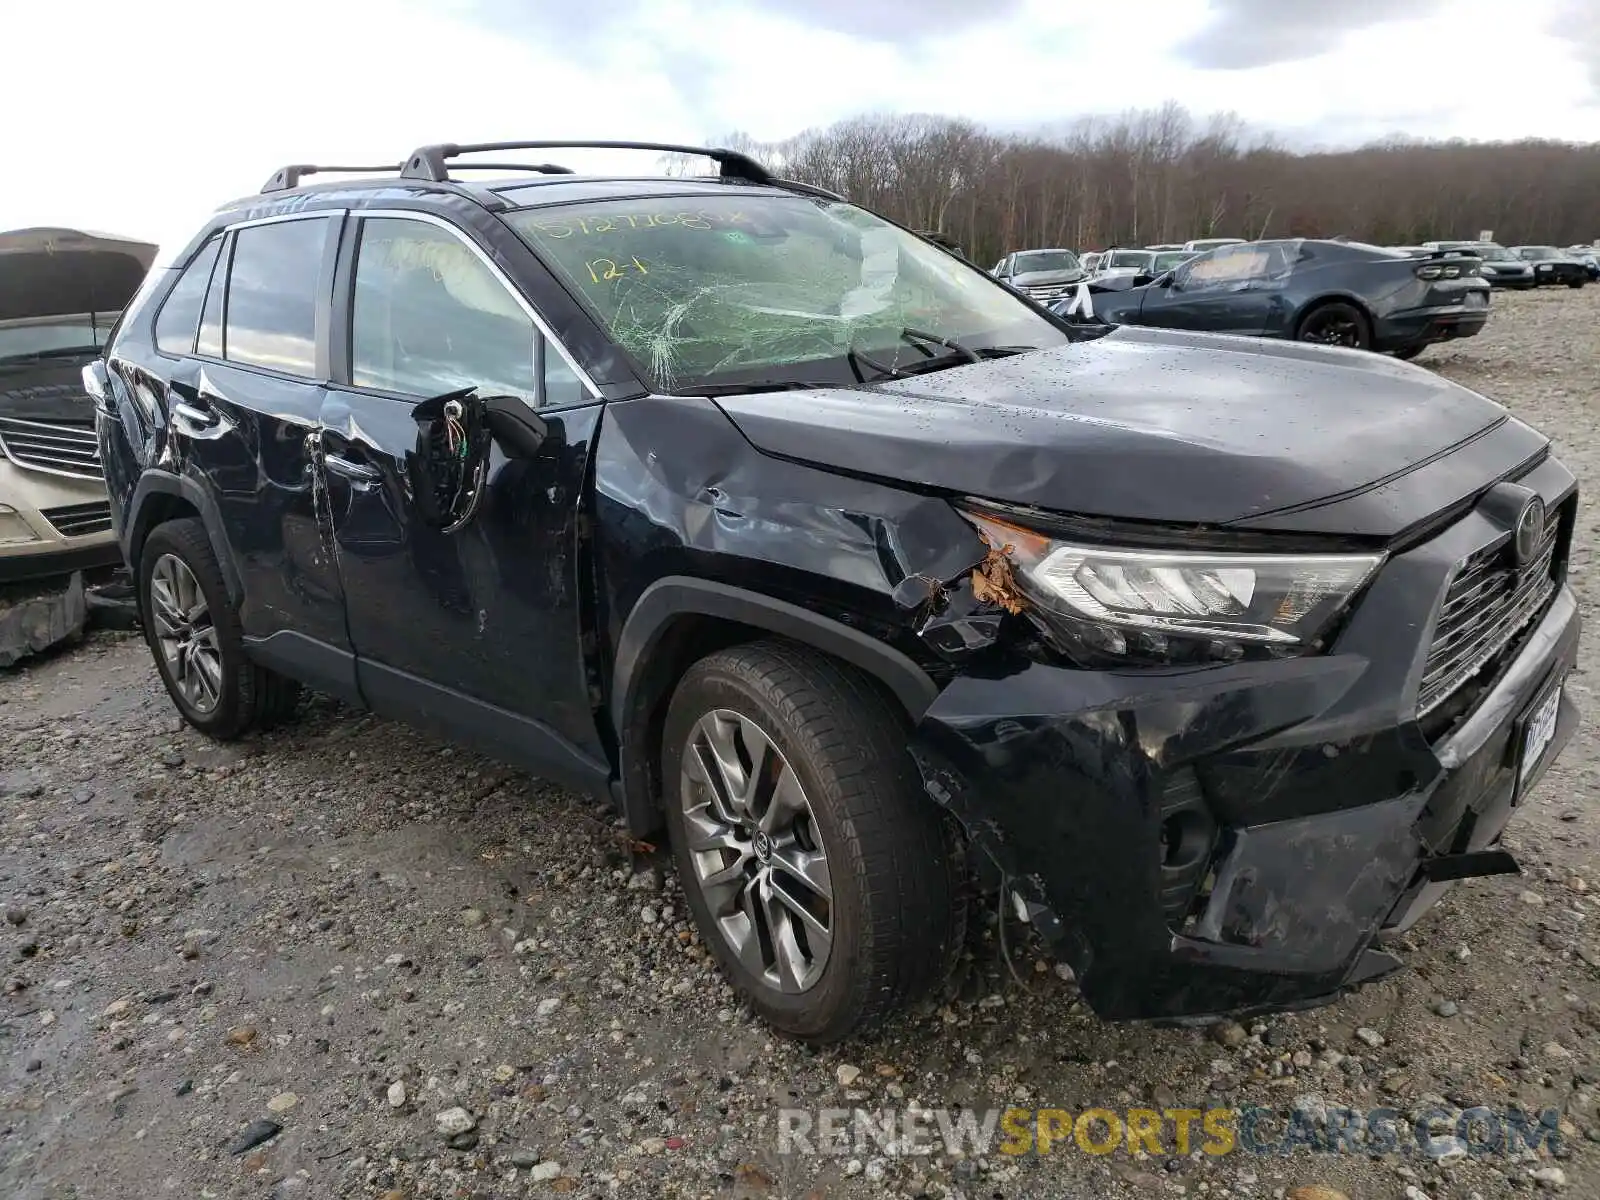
[1419,848,1520,883]
[243,630,363,708]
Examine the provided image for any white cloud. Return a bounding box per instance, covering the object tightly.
[3,0,1596,256]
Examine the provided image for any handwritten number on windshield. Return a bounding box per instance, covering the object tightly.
[586,257,650,283]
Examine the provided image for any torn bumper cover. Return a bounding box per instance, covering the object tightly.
[914,584,1581,1023]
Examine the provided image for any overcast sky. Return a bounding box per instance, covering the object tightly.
[6,0,1597,255]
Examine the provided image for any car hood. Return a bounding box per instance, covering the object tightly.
[0,226,158,322]
[713,326,1544,538]
[1011,269,1084,286]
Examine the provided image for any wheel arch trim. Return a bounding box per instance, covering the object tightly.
[126,471,245,606]
[608,576,942,835]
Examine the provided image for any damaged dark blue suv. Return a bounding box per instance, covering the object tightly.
[87,141,1580,1044]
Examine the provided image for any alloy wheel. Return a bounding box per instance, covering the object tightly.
[148,553,222,714]
[679,709,833,993]
[1299,312,1363,347]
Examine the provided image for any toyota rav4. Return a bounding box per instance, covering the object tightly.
[88,141,1580,1044]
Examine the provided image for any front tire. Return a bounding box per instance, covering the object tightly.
[138,518,300,739]
[662,640,962,1043]
[1392,345,1424,361]
[1296,301,1371,350]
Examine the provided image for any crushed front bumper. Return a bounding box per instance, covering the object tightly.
[914,480,1580,1023]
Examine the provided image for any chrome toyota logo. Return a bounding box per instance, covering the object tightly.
[1512,496,1546,567]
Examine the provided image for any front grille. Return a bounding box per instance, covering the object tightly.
[1418,507,1562,717]
[40,500,113,538]
[0,417,103,481]
[1023,283,1075,302]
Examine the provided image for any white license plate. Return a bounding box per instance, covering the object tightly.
[1521,684,1561,782]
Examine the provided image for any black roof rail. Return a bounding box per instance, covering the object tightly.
[260,164,404,194]
[440,162,577,176]
[399,140,775,186]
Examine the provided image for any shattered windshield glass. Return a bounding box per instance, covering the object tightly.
[507,196,1063,392]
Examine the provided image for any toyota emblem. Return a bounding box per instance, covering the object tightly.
[1512,496,1546,567]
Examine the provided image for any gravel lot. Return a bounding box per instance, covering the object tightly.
[3,288,1598,1200]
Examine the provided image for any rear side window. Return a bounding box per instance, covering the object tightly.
[224,218,330,377]
[154,237,222,355]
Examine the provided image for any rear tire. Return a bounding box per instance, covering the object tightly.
[1568,278,1586,289]
[662,640,962,1044]
[138,519,301,739]
[1295,301,1371,350]
[1392,345,1424,361]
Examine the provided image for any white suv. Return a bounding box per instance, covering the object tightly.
[1,228,155,584]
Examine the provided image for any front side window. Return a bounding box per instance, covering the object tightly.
[154,236,222,356]
[224,218,329,376]
[350,218,544,406]
[1176,243,1283,291]
[507,195,1064,392]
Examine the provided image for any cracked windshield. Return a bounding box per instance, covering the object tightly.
[508,195,1063,392]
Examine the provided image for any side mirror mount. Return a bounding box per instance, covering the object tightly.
[1155,272,1176,288]
[407,386,491,533]
[481,393,549,460]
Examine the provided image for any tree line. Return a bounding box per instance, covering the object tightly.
[682,104,1600,267]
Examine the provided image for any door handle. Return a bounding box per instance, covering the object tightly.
[324,452,383,483]
[171,400,217,427]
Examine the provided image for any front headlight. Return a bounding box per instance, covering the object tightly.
[961,510,1384,665]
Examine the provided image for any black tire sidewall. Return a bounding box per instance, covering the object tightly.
[661,663,871,1041]
[138,522,252,737]
[1298,302,1370,349]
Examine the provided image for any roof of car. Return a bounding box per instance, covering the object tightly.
[201,141,849,242]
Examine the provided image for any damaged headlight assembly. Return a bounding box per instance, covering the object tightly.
[960,509,1385,665]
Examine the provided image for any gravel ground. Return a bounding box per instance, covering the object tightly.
[3,287,1598,1200]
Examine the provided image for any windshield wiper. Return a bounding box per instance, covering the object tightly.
[900,327,980,363]
[845,344,905,384]
[674,380,828,397]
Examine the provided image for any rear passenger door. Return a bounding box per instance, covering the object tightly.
[152,213,357,698]
[318,210,609,791]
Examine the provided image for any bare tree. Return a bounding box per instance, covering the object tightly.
[703,109,1600,264]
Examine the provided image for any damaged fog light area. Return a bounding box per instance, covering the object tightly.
[957,507,1385,666]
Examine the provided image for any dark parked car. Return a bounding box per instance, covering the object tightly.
[1,227,156,583]
[89,141,1580,1044]
[1511,246,1588,288]
[1053,238,1490,358]
[990,248,1087,304]
[1562,247,1600,281]
[1423,242,1536,289]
